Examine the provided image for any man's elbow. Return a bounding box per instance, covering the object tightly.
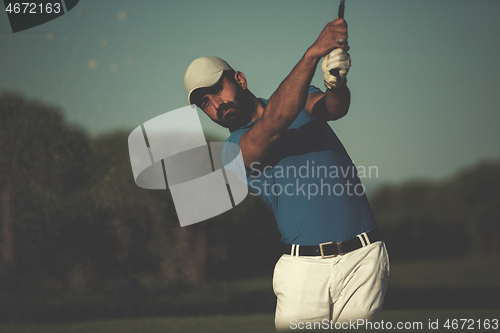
[323,86,350,121]
[329,105,349,120]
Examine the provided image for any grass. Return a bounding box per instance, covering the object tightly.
[1,257,499,331]
[387,255,500,289]
[171,255,500,301]
[1,310,499,333]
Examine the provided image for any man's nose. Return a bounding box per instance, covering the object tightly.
[209,95,224,110]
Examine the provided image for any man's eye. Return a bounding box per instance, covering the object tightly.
[200,98,208,108]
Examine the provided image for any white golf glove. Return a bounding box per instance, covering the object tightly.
[321,48,351,89]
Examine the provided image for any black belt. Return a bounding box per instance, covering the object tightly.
[283,229,382,258]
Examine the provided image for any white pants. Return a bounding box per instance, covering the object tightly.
[273,241,390,331]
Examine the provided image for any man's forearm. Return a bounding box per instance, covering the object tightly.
[325,84,350,120]
[260,51,320,133]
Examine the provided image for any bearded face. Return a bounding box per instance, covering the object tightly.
[193,75,255,131]
[214,84,254,130]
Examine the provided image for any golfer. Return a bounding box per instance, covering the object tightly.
[184,18,389,331]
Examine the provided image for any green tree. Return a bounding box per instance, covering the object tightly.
[0,91,90,291]
[88,131,206,287]
[370,159,500,259]
[429,160,500,257]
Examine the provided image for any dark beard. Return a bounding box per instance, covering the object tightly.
[215,87,254,130]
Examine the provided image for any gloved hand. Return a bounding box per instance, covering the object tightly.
[321,48,351,89]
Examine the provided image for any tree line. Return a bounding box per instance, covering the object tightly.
[0,92,498,295]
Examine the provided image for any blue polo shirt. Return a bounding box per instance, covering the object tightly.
[223,86,377,245]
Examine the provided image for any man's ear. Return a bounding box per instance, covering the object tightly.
[234,71,247,90]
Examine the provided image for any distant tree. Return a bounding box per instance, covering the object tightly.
[0,91,90,290]
[88,131,195,287]
[370,180,435,230]
[430,160,500,257]
[369,180,470,260]
[371,159,500,259]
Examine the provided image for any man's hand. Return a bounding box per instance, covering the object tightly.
[322,48,351,89]
[306,18,349,60]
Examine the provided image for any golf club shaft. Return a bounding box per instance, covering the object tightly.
[336,0,346,44]
[338,0,345,19]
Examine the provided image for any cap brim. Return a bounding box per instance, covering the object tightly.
[187,71,223,105]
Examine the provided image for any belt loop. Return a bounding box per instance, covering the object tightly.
[362,232,371,245]
[357,234,366,247]
[291,244,296,256]
[296,245,300,257]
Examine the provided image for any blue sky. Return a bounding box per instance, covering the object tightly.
[1,0,499,186]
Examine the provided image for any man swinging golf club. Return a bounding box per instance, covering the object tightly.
[184,14,389,331]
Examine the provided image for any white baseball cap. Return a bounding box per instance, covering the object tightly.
[184,56,233,105]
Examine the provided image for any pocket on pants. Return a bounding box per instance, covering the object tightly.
[272,254,287,296]
[382,242,390,275]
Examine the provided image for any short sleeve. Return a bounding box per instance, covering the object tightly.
[309,85,323,95]
[222,127,250,173]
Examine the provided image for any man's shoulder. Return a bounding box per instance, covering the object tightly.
[225,84,325,144]
[226,119,256,143]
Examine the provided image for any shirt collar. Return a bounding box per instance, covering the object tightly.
[229,98,267,133]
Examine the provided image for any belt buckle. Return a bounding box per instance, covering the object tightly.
[319,241,335,259]
[319,241,344,259]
